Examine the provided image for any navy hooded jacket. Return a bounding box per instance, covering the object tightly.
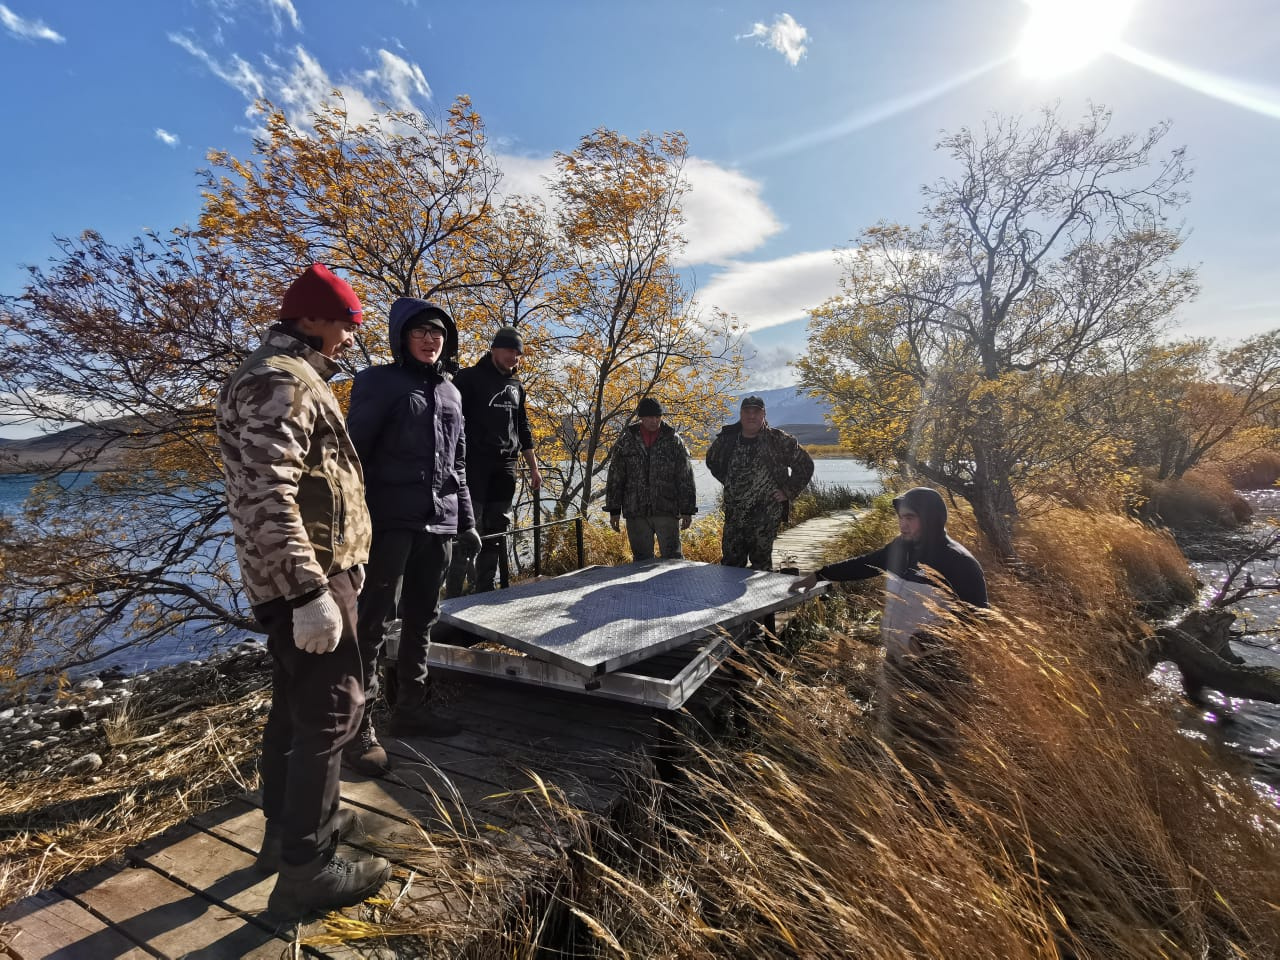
[816,487,988,607]
[346,298,475,535]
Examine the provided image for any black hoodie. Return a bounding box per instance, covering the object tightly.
[452,352,534,465]
[816,487,988,607]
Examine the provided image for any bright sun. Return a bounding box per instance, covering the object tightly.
[1017,0,1138,77]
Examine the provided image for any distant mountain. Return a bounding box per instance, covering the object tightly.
[0,416,159,475]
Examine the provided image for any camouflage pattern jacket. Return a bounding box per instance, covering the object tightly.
[605,422,697,519]
[216,328,372,607]
[705,422,815,520]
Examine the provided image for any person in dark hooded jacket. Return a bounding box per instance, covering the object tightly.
[791,487,986,772]
[345,298,481,769]
[791,487,987,607]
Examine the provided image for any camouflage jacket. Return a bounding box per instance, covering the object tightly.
[605,422,697,519]
[215,328,372,607]
[705,422,814,519]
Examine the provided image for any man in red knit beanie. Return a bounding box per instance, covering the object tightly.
[216,263,391,920]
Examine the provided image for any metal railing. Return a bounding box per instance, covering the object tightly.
[485,486,586,588]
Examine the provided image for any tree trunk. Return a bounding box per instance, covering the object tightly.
[969,479,1017,561]
[1147,608,1280,704]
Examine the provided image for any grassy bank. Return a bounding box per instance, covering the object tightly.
[553,501,1278,958]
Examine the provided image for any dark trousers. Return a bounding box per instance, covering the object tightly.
[256,567,364,866]
[446,460,516,596]
[356,528,453,697]
[720,506,783,570]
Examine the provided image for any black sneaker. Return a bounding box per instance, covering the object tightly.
[254,808,362,875]
[266,851,392,920]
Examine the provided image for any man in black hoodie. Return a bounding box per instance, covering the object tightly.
[791,487,987,610]
[445,325,542,597]
[791,487,987,762]
[346,299,481,767]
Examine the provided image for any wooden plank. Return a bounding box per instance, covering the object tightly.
[58,861,291,960]
[0,888,153,959]
[123,818,401,959]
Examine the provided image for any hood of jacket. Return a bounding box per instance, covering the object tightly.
[892,486,948,544]
[388,297,459,370]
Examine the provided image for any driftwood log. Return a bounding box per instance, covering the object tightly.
[1150,608,1280,705]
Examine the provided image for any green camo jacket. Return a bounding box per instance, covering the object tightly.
[215,329,372,607]
[705,422,815,520]
[605,422,697,518]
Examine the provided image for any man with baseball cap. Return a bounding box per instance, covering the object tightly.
[706,394,814,570]
[445,325,542,596]
[605,397,697,560]
[215,263,391,919]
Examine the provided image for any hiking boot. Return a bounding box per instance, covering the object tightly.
[266,849,392,920]
[390,701,463,738]
[254,808,362,875]
[342,719,391,778]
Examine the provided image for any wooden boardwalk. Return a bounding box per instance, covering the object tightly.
[0,674,671,959]
[772,509,867,572]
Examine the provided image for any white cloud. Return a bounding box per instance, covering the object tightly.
[493,152,780,268]
[169,32,265,99]
[699,249,844,332]
[170,36,430,132]
[363,49,431,112]
[494,153,557,206]
[1,4,64,43]
[266,0,300,33]
[740,13,808,67]
[155,128,180,147]
[740,338,804,390]
[680,159,781,266]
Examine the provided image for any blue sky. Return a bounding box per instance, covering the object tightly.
[2,0,1278,421]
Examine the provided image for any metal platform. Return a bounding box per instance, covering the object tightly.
[432,560,825,707]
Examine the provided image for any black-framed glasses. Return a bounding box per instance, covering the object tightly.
[407,327,445,340]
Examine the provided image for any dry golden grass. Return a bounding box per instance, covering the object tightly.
[0,693,265,908]
[558,578,1280,958]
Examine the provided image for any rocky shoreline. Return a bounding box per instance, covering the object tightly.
[0,640,273,782]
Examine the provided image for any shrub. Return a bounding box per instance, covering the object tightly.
[1142,466,1252,530]
[1220,448,1280,489]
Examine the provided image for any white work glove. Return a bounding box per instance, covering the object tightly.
[457,527,482,555]
[292,591,343,654]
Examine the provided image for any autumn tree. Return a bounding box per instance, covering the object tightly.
[0,231,267,682]
[798,105,1197,556]
[534,128,743,516]
[1122,332,1280,480]
[199,94,512,364]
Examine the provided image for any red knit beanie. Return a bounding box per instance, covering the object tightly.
[279,264,363,325]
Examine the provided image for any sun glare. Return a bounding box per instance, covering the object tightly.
[1017,0,1138,78]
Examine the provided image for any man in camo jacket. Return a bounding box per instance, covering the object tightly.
[215,263,391,920]
[606,397,697,560]
[706,394,814,570]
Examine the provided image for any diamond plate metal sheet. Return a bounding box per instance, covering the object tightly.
[439,559,824,677]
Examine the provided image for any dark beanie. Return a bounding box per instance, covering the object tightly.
[279,264,363,325]
[492,325,523,351]
[740,395,766,410]
[636,397,663,417]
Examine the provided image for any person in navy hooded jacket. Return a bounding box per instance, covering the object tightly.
[345,298,481,771]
